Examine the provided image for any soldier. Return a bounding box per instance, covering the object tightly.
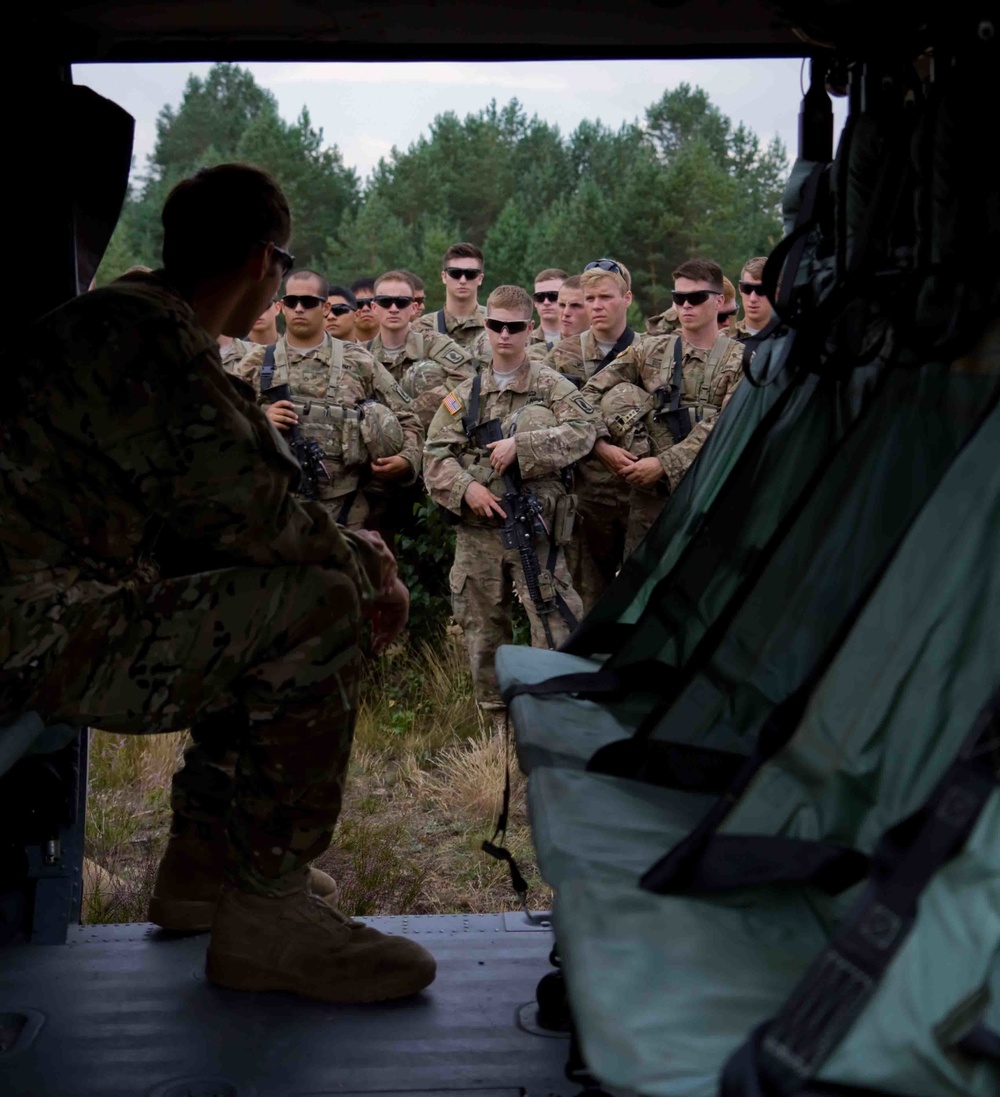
[350,277,380,342]
[219,295,280,372]
[324,283,358,342]
[413,242,490,358]
[647,275,739,337]
[235,268,424,530]
[556,274,588,342]
[582,257,744,555]
[735,256,774,342]
[405,271,427,318]
[0,164,435,1002]
[527,267,567,361]
[423,285,594,708]
[548,258,638,613]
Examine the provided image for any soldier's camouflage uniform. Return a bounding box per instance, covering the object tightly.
[548,328,637,614]
[236,334,424,530]
[526,327,561,364]
[645,306,681,336]
[423,359,596,704]
[581,331,744,556]
[413,303,490,359]
[0,270,386,897]
[220,336,254,373]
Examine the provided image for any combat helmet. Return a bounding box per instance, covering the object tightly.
[358,400,405,459]
[600,383,654,456]
[501,403,558,437]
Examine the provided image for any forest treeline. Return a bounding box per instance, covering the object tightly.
[98,63,787,318]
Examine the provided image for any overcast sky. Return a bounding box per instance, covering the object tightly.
[75,59,847,186]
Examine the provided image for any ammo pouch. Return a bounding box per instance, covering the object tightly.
[552,493,577,546]
[299,402,366,468]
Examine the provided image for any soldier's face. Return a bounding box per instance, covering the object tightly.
[374,279,416,335]
[533,278,563,327]
[280,275,330,341]
[486,308,533,362]
[251,299,280,333]
[325,295,356,340]
[718,296,739,335]
[584,276,632,339]
[558,286,588,337]
[740,271,773,330]
[441,260,483,303]
[674,277,722,334]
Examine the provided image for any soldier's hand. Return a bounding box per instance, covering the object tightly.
[265,400,298,432]
[486,436,518,473]
[367,576,410,653]
[594,438,638,477]
[370,455,411,481]
[621,456,664,488]
[464,481,507,519]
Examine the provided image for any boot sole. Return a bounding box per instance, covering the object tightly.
[205,950,436,1003]
[148,895,215,933]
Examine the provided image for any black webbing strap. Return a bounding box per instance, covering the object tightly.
[762,162,828,325]
[260,343,277,392]
[741,317,784,388]
[593,325,636,375]
[543,538,579,635]
[720,687,1000,1097]
[461,371,483,437]
[590,735,746,795]
[500,659,674,706]
[480,711,530,907]
[955,1024,1000,1063]
[436,308,448,335]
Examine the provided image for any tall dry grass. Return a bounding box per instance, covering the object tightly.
[84,633,550,922]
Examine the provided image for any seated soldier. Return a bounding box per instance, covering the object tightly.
[423,285,595,709]
[583,257,744,555]
[235,268,424,530]
[0,164,435,1002]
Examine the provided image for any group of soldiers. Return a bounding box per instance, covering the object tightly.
[217,243,775,706]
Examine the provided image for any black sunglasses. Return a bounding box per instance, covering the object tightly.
[374,295,415,310]
[584,259,623,276]
[355,297,375,309]
[444,267,482,281]
[718,309,738,323]
[485,318,530,334]
[281,294,325,310]
[671,290,720,306]
[414,295,425,304]
[533,290,560,303]
[739,281,765,297]
[262,240,295,275]
[327,303,355,316]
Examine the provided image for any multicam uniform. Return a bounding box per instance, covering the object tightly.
[236,334,424,530]
[423,358,596,705]
[413,303,490,359]
[526,327,561,364]
[548,327,637,613]
[580,331,744,555]
[645,306,681,336]
[0,270,386,897]
[219,336,253,373]
[367,329,476,427]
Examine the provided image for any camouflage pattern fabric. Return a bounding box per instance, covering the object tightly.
[236,334,424,529]
[646,306,681,336]
[220,336,254,373]
[423,358,595,703]
[413,304,490,358]
[580,331,744,493]
[526,328,560,364]
[547,328,634,613]
[368,328,472,386]
[0,270,386,895]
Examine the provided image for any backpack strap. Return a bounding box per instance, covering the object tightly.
[461,371,483,437]
[437,309,448,335]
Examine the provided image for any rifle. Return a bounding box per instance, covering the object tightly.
[260,380,330,501]
[470,417,558,650]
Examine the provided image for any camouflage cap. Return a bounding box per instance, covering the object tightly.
[600,383,654,453]
[359,400,405,459]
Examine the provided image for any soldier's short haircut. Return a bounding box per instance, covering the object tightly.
[741,256,768,281]
[486,284,533,319]
[350,277,376,295]
[580,257,631,296]
[162,163,291,280]
[327,284,357,308]
[534,267,568,284]
[285,269,329,298]
[442,242,484,268]
[672,258,724,292]
[721,275,736,303]
[561,275,583,291]
[400,271,424,292]
[374,269,417,292]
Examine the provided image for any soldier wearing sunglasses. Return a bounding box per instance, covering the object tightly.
[647,274,740,338]
[350,277,380,343]
[235,268,424,530]
[412,242,490,357]
[581,257,744,554]
[527,267,567,362]
[423,285,594,708]
[324,284,358,342]
[735,256,774,342]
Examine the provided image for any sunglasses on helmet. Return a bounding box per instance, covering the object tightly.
[583,258,623,276]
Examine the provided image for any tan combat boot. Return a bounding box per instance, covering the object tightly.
[205,886,437,1002]
[148,831,338,932]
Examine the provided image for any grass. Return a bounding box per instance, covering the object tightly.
[84,631,551,922]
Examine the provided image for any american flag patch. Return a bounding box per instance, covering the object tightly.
[443,391,463,415]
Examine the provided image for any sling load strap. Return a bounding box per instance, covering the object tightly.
[544,537,579,635]
[500,659,674,706]
[719,687,1000,1097]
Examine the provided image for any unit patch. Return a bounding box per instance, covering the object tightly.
[443,349,467,365]
[573,395,596,415]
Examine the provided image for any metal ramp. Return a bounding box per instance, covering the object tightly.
[0,914,577,1097]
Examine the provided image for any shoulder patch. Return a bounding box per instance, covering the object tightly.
[572,395,596,415]
[443,391,464,415]
[443,348,467,365]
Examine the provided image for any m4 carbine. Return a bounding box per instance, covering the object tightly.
[260,382,330,501]
[471,418,558,650]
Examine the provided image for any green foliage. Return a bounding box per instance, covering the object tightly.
[395,499,457,637]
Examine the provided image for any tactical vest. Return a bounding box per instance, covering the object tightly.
[260,338,367,469]
[653,333,733,443]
